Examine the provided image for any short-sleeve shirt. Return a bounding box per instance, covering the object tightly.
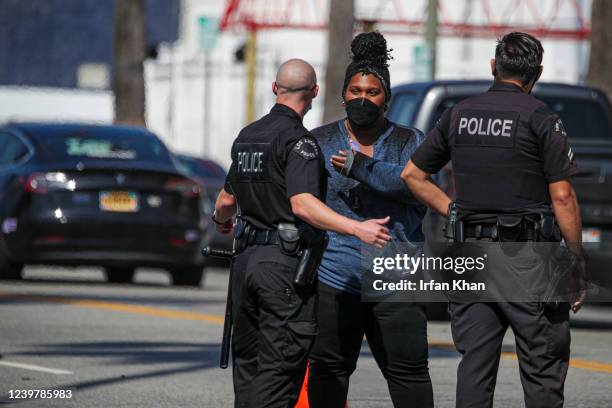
[224,103,326,229]
[411,81,578,214]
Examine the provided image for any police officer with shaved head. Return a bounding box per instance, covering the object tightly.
[401,33,584,408]
[213,58,391,408]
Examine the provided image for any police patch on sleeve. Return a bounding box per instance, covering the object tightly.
[552,118,568,138]
[293,137,320,160]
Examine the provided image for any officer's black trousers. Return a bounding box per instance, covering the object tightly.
[231,245,318,408]
[307,282,433,408]
[450,301,570,408]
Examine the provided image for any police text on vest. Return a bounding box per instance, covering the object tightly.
[237,151,264,173]
[458,117,513,137]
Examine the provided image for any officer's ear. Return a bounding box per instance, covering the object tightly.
[272,82,278,96]
[490,59,497,77]
[535,65,543,82]
[525,66,543,92]
[312,84,319,99]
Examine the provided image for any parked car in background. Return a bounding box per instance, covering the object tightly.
[173,154,233,265]
[0,123,206,286]
[388,80,612,317]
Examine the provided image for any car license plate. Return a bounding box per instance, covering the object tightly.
[99,191,139,212]
[582,228,601,243]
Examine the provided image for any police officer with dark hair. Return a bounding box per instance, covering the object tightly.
[401,32,584,408]
[213,58,392,408]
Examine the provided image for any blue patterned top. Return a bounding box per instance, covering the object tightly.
[311,119,426,294]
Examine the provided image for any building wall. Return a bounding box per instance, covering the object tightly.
[147,0,591,169]
[0,87,113,123]
[0,0,592,171]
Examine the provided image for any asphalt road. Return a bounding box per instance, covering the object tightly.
[0,266,611,408]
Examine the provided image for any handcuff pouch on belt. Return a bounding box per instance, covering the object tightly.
[496,215,523,242]
[444,202,464,243]
[534,213,561,242]
[278,223,301,255]
[497,213,561,242]
[444,204,561,243]
[278,222,328,287]
[233,219,251,254]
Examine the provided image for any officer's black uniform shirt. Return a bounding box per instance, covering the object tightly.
[224,103,325,230]
[411,81,578,216]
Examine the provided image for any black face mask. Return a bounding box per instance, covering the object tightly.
[345,98,381,128]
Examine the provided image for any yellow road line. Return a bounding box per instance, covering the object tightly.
[425,341,612,375]
[427,340,456,350]
[501,351,612,374]
[1,290,611,374]
[568,359,612,373]
[67,299,225,324]
[0,292,224,324]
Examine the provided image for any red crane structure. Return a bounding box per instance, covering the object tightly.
[220,0,591,40]
[219,0,591,122]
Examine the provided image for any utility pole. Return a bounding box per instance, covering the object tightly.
[203,53,211,155]
[112,0,146,126]
[245,29,257,124]
[586,0,612,102]
[322,0,354,123]
[425,0,438,80]
[197,15,220,156]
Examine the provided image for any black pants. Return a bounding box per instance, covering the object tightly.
[450,301,570,408]
[231,244,318,408]
[308,282,433,408]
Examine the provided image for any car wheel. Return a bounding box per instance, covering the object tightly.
[0,255,23,280]
[171,267,204,287]
[105,267,135,284]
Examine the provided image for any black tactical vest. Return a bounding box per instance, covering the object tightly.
[447,85,551,215]
[228,104,325,230]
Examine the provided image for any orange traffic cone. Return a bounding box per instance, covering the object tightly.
[294,363,310,408]
[295,362,348,408]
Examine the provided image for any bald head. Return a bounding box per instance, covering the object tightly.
[272,59,318,118]
[275,59,317,94]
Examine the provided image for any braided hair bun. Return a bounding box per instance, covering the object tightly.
[350,31,393,69]
[343,31,393,101]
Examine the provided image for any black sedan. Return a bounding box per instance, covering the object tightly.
[173,154,233,264]
[0,123,206,286]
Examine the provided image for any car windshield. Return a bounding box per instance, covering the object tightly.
[388,91,420,127]
[536,96,611,141]
[390,89,612,141]
[35,130,173,163]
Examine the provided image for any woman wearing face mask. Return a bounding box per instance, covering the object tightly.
[307,32,434,408]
